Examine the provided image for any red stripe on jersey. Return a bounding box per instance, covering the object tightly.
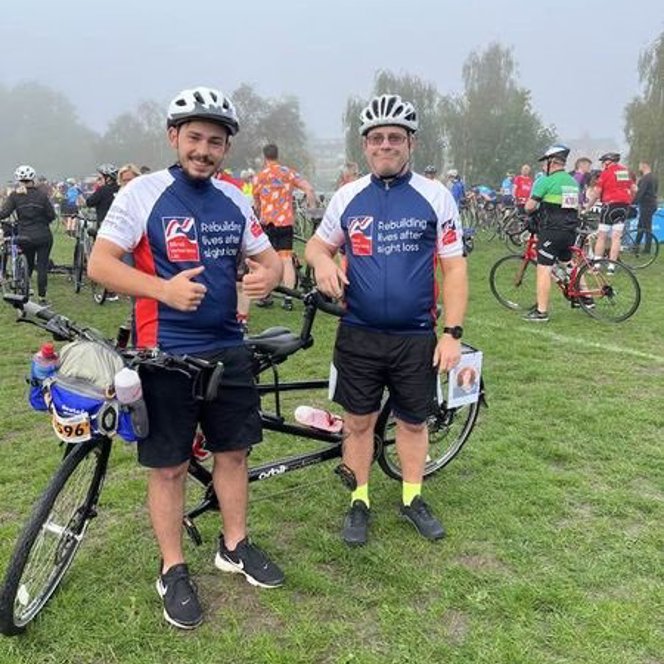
[132,235,159,348]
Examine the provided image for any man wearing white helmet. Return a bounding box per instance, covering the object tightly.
[306,93,468,546]
[89,86,284,629]
[0,165,56,304]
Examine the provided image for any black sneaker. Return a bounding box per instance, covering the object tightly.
[281,297,293,311]
[342,500,370,546]
[215,535,284,588]
[155,563,203,629]
[400,497,446,540]
[255,296,274,308]
[522,308,549,322]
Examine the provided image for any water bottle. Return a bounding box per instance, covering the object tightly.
[31,342,60,381]
[294,405,343,433]
[114,367,149,439]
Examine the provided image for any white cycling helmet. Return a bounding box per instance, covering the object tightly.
[167,86,239,135]
[447,168,459,178]
[14,165,36,182]
[97,163,118,178]
[359,94,418,136]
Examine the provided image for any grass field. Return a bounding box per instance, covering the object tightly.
[0,227,662,663]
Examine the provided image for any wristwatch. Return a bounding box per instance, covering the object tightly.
[442,325,463,339]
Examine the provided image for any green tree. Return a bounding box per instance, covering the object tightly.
[625,32,664,188]
[342,71,446,174]
[0,82,97,179]
[442,43,555,186]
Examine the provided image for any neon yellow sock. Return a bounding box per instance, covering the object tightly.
[402,482,422,506]
[351,483,369,508]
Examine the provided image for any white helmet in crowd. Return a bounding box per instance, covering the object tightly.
[359,94,419,136]
[166,86,240,136]
[14,165,36,182]
[447,169,459,179]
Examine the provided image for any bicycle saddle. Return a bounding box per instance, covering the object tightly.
[244,327,305,359]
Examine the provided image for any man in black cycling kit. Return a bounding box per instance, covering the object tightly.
[89,87,284,630]
[306,94,468,546]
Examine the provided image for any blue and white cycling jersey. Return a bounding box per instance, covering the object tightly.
[98,165,270,355]
[316,171,464,334]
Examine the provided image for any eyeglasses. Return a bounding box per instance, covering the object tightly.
[365,133,409,147]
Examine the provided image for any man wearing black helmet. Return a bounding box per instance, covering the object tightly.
[522,144,580,322]
[584,152,636,264]
[306,93,468,547]
[89,86,284,630]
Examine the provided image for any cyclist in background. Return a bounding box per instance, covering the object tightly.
[423,165,438,180]
[446,169,466,209]
[88,86,284,630]
[0,165,56,304]
[500,172,514,208]
[336,161,360,189]
[570,157,592,206]
[86,164,120,224]
[512,164,533,213]
[522,145,580,322]
[584,152,636,264]
[63,177,84,236]
[117,163,141,188]
[633,159,658,254]
[306,93,468,546]
[253,143,317,311]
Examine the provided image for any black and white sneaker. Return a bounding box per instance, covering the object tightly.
[215,535,284,588]
[155,563,203,629]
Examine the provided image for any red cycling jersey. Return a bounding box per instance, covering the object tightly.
[512,175,533,204]
[596,163,633,204]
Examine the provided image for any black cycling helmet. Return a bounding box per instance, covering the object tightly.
[167,86,239,136]
[537,144,571,163]
[599,152,620,163]
[424,165,437,175]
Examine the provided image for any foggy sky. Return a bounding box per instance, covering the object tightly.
[1,0,662,147]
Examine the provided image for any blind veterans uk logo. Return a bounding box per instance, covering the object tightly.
[162,216,200,262]
[347,216,374,256]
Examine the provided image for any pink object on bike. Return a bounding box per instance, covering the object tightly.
[294,406,343,433]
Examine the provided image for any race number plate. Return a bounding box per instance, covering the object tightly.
[51,410,91,444]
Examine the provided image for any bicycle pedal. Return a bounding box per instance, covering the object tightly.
[334,463,357,491]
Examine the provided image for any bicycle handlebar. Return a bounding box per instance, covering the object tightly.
[274,285,345,318]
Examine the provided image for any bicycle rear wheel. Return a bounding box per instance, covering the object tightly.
[489,254,536,311]
[375,379,482,481]
[0,437,111,635]
[620,230,659,269]
[574,259,641,323]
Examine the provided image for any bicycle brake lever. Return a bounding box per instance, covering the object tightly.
[334,463,357,491]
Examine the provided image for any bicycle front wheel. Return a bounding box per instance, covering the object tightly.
[72,242,85,293]
[620,230,659,269]
[574,259,641,323]
[489,254,536,311]
[375,383,482,481]
[0,437,111,635]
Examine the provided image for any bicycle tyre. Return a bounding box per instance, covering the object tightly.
[574,259,641,323]
[73,242,84,293]
[489,254,536,311]
[375,382,482,481]
[0,437,111,635]
[15,253,30,299]
[620,230,659,269]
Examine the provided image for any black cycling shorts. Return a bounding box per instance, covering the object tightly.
[536,228,576,266]
[600,203,630,226]
[137,345,261,468]
[263,224,294,253]
[331,324,436,424]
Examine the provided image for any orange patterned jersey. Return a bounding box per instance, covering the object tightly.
[254,162,304,228]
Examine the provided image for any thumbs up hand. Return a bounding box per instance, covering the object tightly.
[242,257,274,299]
[162,265,207,311]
